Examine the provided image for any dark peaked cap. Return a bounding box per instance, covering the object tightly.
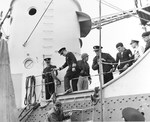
[142,31,150,37]
[122,107,145,121]
[58,47,66,55]
[93,45,103,51]
[130,40,139,45]
[44,58,51,62]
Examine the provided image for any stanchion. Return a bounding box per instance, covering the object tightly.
[98,0,104,121]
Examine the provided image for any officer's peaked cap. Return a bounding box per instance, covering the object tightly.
[58,47,66,55]
[44,58,51,62]
[93,45,103,51]
[130,40,139,45]
[142,31,150,37]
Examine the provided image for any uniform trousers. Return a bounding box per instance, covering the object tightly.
[45,81,55,100]
[103,73,113,84]
[64,71,78,91]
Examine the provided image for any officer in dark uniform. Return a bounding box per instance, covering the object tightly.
[142,31,150,53]
[115,42,133,74]
[42,58,58,100]
[92,45,115,84]
[122,107,145,121]
[58,47,79,93]
[0,32,2,39]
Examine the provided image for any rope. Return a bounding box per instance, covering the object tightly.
[24,57,134,89]
[63,107,95,112]
[19,102,40,121]
[24,76,36,106]
[102,58,134,65]
[0,8,11,30]
[27,58,133,78]
[25,67,130,88]
[25,68,122,88]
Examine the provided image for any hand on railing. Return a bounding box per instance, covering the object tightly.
[58,67,63,71]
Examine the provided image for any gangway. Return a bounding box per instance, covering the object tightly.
[91,6,150,29]
[91,9,137,29]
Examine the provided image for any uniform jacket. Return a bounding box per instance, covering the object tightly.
[42,65,57,83]
[77,60,91,80]
[92,52,115,73]
[144,41,150,53]
[46,108,70,122]
[115,49,133,70]
[62,52,78,72]
[133,46,144,61]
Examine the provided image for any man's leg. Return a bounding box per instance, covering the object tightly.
[50,83,55,95]
[71,72,79,91]
[45,82,51,99]
[83,77,88,90]
[77,76,82,91]
[64,74,71,91]
[72,78,78,91]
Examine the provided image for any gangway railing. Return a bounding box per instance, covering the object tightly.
[91,9,137,29]
[91,5,150,29]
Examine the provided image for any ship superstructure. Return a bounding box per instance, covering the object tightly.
[1,0,150,121]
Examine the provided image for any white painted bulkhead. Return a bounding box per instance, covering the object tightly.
[103,49,150,98]
[9,0,150,109]
[8,0,82,107]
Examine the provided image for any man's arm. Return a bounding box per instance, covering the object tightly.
[42,69,46,79]
[128,49,133,59]
[87,64,92,84]
[68,52,77,65]
[62,112,72,120]
[106,53,115,63]
[144,42,150,53]
[114,54,119,69]
[139,46,144,56]
[59,60,68,70]
[47,113,59,122]
[53,66,58,76]
[128,49,133,66]
[92,57,99,70]
[62,62,68,69]
[68,52,77,72]
[105,53,116,72]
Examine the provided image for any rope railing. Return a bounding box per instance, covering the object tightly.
[28,58,134,77]
[102,58,135,65]
[25,58,134,88]
[26,69,125,88]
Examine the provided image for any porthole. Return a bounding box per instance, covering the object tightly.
[24,58,34,69]
[28,7,37,16]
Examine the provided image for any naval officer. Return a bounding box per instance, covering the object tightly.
[92,45,115,84]
[142,31,150,53]
[115,42,133,74]
[58,47,79,93]
[42,58,59,100]
[130,40,144,62]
